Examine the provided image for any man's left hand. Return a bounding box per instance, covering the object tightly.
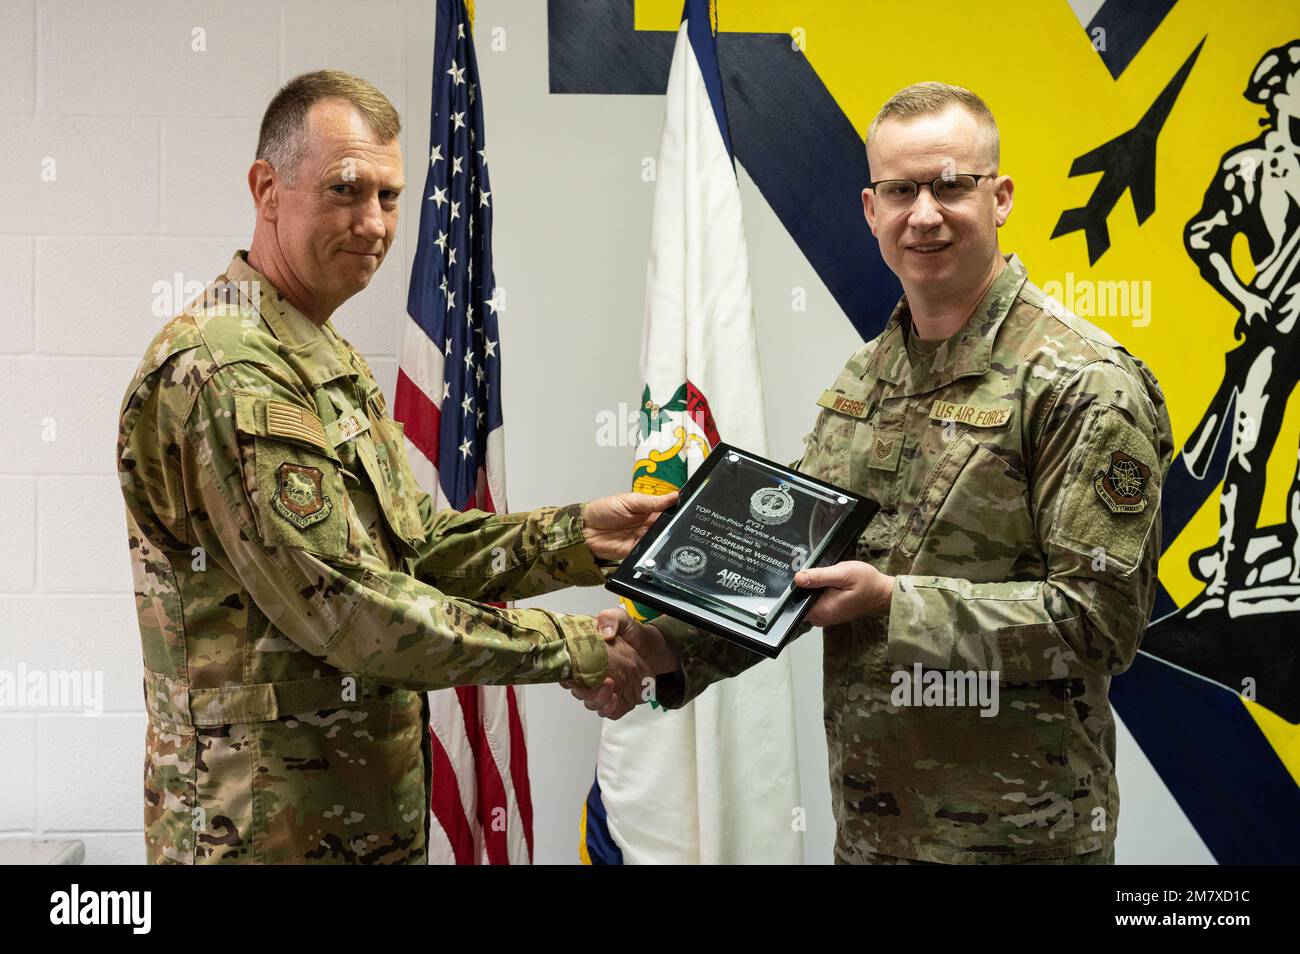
[795,561,895,626]
[581,492,678,561]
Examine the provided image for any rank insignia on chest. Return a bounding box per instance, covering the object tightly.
[272,461,333,528]
[333,408,370,443]
[339,418,362,441]
[1093,450,1151,513]
[864,427,904,471]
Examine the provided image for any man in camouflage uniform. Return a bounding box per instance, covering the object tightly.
[118,71,668,864]
[574,83,1175,864]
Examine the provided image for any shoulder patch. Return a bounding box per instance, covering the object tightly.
[272,462,333,528]
[1093,450,1151,513]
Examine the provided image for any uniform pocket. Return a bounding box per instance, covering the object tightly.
[248,439,349,559]
[143,718,197,864]
[808,408,863,491]
[232,392,348,559]
[379,418,426,541]
[1047,402,1160,576]
[353,423,424,558]
[899,434,1036,583]
[811,381,872,480]
[897,432,978,559]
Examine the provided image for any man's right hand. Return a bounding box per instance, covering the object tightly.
[563,608,680,719]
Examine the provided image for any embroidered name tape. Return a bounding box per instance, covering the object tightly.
[817,389,870,418]
[929,399,1012,428]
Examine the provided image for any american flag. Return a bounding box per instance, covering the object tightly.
[395,0,532,865]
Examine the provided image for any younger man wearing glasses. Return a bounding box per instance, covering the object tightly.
[575,82,1175,865]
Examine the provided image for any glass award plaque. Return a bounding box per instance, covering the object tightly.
[606,443,878,658]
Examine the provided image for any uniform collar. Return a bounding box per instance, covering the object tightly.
[220,251,353,385]
[873,252,1028,397]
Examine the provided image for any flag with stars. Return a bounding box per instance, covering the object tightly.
[396,0,530,865]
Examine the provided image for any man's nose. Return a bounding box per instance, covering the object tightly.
[907,185,945,229]
[354,197,387,241]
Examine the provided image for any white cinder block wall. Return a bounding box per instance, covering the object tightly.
[0,0,408,865]
[2,0,1212,864]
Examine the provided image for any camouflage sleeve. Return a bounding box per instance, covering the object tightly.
[178,364,609,691]
[650,451,814,709]
[649,615,767,708]
[410,498,612,602]
[886,360,1171,682]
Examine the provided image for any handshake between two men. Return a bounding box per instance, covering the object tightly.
[568,490,898,721]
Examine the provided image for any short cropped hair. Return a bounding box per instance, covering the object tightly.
[866,81,999,170]
[256,70,401,184]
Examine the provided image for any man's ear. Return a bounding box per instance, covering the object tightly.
[993,174,1014,228]
[249,159,279,223]
[862,187,877,236]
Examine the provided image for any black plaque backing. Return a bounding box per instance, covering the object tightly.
[606,442,878,657]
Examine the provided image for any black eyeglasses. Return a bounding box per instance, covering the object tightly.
[868,173,996,211]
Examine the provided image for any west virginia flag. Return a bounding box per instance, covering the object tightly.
[578,0,804,865]
[551,0,1300,863]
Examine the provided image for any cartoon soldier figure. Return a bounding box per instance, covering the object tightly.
[1183,40,1300,615]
